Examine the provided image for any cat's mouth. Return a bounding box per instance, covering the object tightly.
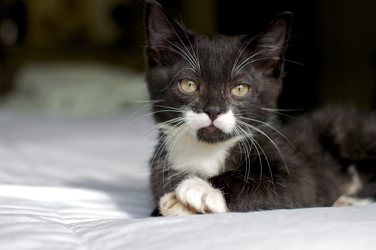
[206,124,218,132]
[196,125,231,143]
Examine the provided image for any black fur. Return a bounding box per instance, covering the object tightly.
[144,0,376,216]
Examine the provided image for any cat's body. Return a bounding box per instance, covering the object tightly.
[144,0,376,216]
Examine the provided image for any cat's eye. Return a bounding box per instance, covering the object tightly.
[231,84,249,97]
[180,79,198,93]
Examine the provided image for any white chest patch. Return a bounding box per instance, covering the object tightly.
[162,109,241,179]
[164,127,240,178]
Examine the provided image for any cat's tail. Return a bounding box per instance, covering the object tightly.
[286,105,376,199]
[314,106,376,198]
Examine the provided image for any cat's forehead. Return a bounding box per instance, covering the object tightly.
[195,35,241,59]
[192,35,243,79]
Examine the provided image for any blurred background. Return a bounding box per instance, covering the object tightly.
[0,0,375,117]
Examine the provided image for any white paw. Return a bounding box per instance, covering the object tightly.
[333,195,374,207]
[159,192,196,216]
[176,177,228,214]
[159,176,228,216]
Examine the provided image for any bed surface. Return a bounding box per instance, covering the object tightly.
[1,110,376,250]
[1,63,375,249]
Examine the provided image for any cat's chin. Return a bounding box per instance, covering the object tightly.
[196,125,232,144]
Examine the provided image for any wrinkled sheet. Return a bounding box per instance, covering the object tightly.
[0,111,375,250]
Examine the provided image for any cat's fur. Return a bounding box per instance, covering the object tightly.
[144,0,376,216]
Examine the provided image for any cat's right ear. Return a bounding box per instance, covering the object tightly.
[246,12,293,77]
[145,0,191,63]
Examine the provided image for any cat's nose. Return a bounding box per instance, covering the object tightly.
[204,107,221,121]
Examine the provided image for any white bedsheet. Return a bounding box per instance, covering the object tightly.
[1,110,375,250]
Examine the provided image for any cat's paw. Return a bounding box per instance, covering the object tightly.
[174,176,228,215]
[159,192,197,216]
[333,195,374,207]
[159,177,228,216]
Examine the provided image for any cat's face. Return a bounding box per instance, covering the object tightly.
[145,1,291,144]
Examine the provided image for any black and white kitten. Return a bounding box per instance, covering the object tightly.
[144,0,376,216]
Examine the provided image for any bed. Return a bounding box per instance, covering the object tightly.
[1,63,375,250]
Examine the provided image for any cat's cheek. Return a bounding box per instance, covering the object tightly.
[213,110,237,134]
[184,110,212,132]
[184,110,237,134]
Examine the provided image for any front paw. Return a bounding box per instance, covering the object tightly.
[159,192,197,216]
[159,177,228,216]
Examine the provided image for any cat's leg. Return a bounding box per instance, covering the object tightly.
[159,176,228,216]
[331,165,374,206]
[209,166,321,211]
[332,195,374,207]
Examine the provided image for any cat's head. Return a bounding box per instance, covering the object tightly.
[144,0,292,144]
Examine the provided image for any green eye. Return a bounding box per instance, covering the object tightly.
[180,79,198,93]
[231,84,249,97]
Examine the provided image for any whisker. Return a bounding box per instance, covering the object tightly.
[231,33,264,78]
[261,107,307,112]
[260,107,310,119]
[155,10,200,73]
[240,116,298,156]
[150,120,187,192]
[159,67,198,92]
[175,22,201,75]
[163,123,190,190]
[233,126,257,195]
[151,44,198,72]
[140,117,186,145]
[129,108,183,125]
[236,124,275,195]
[151,103,183,110]
[238,120,290,178]
[232,127,250,189]
[232,36,300,78]
[233,47,273,74]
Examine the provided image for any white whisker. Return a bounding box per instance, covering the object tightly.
[231,33,264,78]
[159,67,198,92]
[233,47,273,76]
[238,120,290,178]
[240,116,298,158]
[236,124,275,195]
[152,9,201,74]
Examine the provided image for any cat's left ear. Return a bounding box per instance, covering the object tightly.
[249,12,293,77]
[144,0,192,63]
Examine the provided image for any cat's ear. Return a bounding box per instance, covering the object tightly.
[145,0,192,63]
[249,12,292,76]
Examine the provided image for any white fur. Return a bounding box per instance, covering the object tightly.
[159,177,228,216]
[332,165,374,207]
[159,193,196,216]
[184,109,237,135]
[346,165,363,195]
[164,126,241,178]
[213,110,237,133]
[333,195,374,207]
[184,111,211,136]
[160,109,237,215]
[163,109,241,178]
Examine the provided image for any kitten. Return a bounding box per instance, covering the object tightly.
[144,0,376,216]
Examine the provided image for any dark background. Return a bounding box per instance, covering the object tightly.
[1,0,375,114]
